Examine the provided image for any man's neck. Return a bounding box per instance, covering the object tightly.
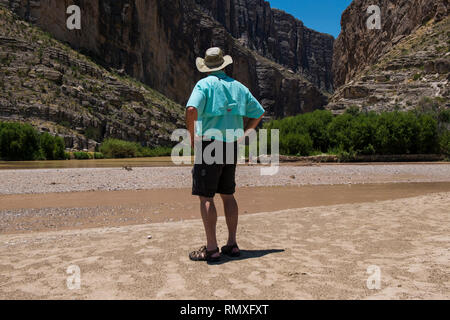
[209,70,226,78]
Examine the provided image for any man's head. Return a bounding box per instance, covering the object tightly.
[196,47,233,73]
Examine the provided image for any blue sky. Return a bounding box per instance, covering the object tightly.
[268,0,353,38]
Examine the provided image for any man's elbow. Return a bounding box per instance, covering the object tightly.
[186,107,198,123]
[186,107,198,117]
[257,112,265,121]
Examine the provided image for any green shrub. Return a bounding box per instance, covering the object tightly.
[374,112,419,154]
[265,110,441,157]
[438,109,450,124]
[265,110,332,154]
[439,131,450,156]
[93,152,105,159]
[416,114,439,154]
[100,139,138,158]
[299,111,333,152]
[0,122,67,161]
[328,146,357,162]
[73,151,90,160]
[280,133,313,156]
[344,113,377,155]
[345,106,361,116]
[136,146,173,157]
[100,138,173,158]
[39,132,65,160]
[326,113,354,153]
[0,122,41,160]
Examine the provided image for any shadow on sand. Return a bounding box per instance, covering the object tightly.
[208,249,285,265]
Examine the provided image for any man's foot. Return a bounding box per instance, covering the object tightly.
[221,243,240,257]
[189,246,221,262]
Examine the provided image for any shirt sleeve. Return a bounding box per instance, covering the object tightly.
[245,89,265,119]
[186,83,206,115]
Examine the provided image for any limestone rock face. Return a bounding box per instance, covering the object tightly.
[195,0,335,92]
[2,0,330,118]
[327,0,449,114]
[333,0,448,88]
[0,7,184,150]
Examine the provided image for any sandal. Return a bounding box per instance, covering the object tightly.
[189,246,221,262]
[221,244,241,257]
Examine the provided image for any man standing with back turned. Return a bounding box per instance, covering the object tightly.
[186,47,265,262]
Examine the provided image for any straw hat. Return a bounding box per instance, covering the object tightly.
[196,47,233,73]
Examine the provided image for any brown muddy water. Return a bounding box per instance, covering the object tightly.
[1,158,448,170]
[1,182,449,234]
[0,157,182,170]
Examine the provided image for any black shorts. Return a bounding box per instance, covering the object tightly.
[192,140,237,198]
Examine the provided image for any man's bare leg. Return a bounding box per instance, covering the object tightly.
[200,197,220,258]
[221,194,240,254]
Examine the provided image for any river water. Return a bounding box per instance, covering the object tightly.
[0,157,182,170]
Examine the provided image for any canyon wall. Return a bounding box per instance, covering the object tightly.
[327,0,449,114]
[195,0,335,92]
[2,0,330,118]
[333,0,448,88]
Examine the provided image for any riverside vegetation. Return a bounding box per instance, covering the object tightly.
[264,108,450,158]
[2,107,449,162]
[0,121,172,161]
[0,121,65,160]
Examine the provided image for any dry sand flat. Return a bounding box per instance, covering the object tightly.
[0,193,448,300]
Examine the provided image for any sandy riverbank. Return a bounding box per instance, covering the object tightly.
[1,182,450,234]
[0,163,449,299]
[0,192,448,299]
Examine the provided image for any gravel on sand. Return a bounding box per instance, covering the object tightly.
[1,164,449,195]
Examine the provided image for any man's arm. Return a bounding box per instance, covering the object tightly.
[244,113,265,134]
[241,113,265,143]
[186,107,198,147]
[243,88,265,139]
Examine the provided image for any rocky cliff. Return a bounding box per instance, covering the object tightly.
[195,0,335,92]
[328,0,449,114]
[0,7,184,150]
[2,0,330,119]
[333,0,448,88]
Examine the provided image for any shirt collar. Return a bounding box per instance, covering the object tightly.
[210,70,227,79]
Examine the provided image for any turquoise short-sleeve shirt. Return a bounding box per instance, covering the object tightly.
[186,71,265,142]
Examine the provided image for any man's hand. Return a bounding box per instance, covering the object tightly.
[239,113,265,143]
[186,107,198,147]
